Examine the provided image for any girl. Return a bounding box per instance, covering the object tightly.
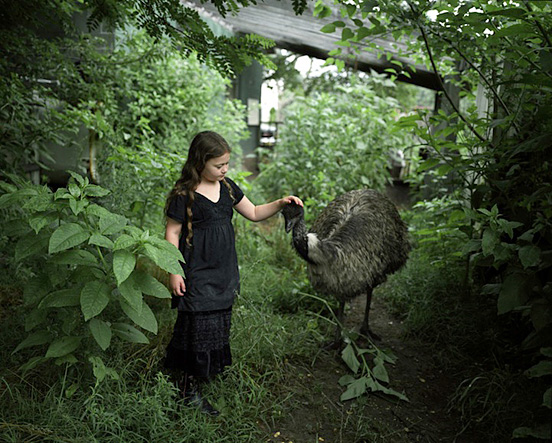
[164,131,302,415]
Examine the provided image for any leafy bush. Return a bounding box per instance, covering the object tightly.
[0,173,183,380]
[255,77,413,219]
[100,32,249,230]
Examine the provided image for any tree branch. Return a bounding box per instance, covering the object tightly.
[524,0,552,50]
[428,30,512,117]
[417,22,492,147]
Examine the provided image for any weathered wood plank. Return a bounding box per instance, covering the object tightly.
[189,0,440,90]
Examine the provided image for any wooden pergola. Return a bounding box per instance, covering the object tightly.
[189,0,440,91]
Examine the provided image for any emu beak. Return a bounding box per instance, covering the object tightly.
[285,219,293,233]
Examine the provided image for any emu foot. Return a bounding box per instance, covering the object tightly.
[359,325,382,342]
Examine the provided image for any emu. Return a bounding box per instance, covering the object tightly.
[282,189,410,344]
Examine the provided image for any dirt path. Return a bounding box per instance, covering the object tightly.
[264,296,479,443]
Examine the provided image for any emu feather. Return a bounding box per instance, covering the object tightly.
[282,189,410,342]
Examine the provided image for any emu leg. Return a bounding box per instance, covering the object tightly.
[324,299,345,350]
[360,288,381,341]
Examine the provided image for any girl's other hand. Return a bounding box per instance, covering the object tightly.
[170,274,186,296]
[281,196,303,207]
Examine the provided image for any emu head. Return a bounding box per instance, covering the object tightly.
[281,201,304,233]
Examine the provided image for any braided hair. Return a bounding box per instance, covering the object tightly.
[165,131,234,246]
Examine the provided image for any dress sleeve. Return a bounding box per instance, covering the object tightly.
[166,194,188,223]
[226,178,244,205]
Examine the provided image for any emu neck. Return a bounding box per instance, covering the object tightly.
[292,219,312,264]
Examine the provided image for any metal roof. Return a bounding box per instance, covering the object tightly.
[189,0,440,90]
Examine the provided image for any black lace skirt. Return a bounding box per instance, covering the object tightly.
[164,307,232,377]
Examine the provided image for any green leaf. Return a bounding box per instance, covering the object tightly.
[494,23,534,38]
[15,232,49,261]
[147,237,185,262]
[65,383,80,398]
[89,355,107,382]
[513,424,551,439]
[28,212,58,234]
[519,245,541,268]
[113,234,137,250]
[481,228,499,256]
[12,330,52,354]
[80,281,111,321]
[69,198,88,215]
[68,171,85,186]
[498,274,531,315]
[341,27,354,41]
[45,336,81,358]
[50,250,98,267]
[357,26,371,40]
[372,357,389,383]
[373,381,409,402]
[113,250,136,285]
[340,377,367,401]
[134,269,171,299]
[20,356,47,373]
[541,348,552,358]
[89,319,112,351]
[99,213,127,235]
[38,289,80,308]
[142,244,184,276]
[487,8,526,18]
[341,343,360,374]
[86,203,111,218]
[49,223,90,254]
[54,354,78,366]
[119,299,158,333]
[543,387,552,409]
[118,275,143,313]
[25,308,48,332]
[89,233,114,249]
[524,361,552,378]
[84,184,110,197]
[112,323,149,344]
[68,183,81,198]
[338,374,356,386]
[320,23,336,33]
[4,219,31,236]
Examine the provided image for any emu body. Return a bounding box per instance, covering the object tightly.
[282,189,410,342]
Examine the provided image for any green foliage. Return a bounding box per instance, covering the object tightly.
[313,0,551,437]
[339,339,408,403]
[1,11,250,228]
[256,76,413,218]
[99,31,249,229]
[0,210,323,442]
[0,174,182,380]
[1,0,289,78]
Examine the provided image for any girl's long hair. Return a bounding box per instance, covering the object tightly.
[165,131,234,247]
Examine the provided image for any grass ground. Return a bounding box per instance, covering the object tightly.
[0,218,544,442]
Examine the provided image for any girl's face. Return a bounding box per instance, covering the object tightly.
[201,152,230,183]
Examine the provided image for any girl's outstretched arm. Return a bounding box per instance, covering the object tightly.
[165,218,186,296]
[235,195,303,222]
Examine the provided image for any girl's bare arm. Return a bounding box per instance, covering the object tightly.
[234,196,303,222]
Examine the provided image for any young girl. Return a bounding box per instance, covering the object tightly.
[164,131,302,415]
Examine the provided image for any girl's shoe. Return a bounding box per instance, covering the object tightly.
[179,379,220,416]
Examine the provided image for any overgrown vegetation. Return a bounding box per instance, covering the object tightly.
[313,0,551,439]
[0,219,323,442]
[256,74,413,217]
[2,0,551,441]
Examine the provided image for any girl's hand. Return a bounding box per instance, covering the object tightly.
[170,274,186,296]
[281,196,303,207]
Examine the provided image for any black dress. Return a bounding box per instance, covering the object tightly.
[164,178,244,377]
